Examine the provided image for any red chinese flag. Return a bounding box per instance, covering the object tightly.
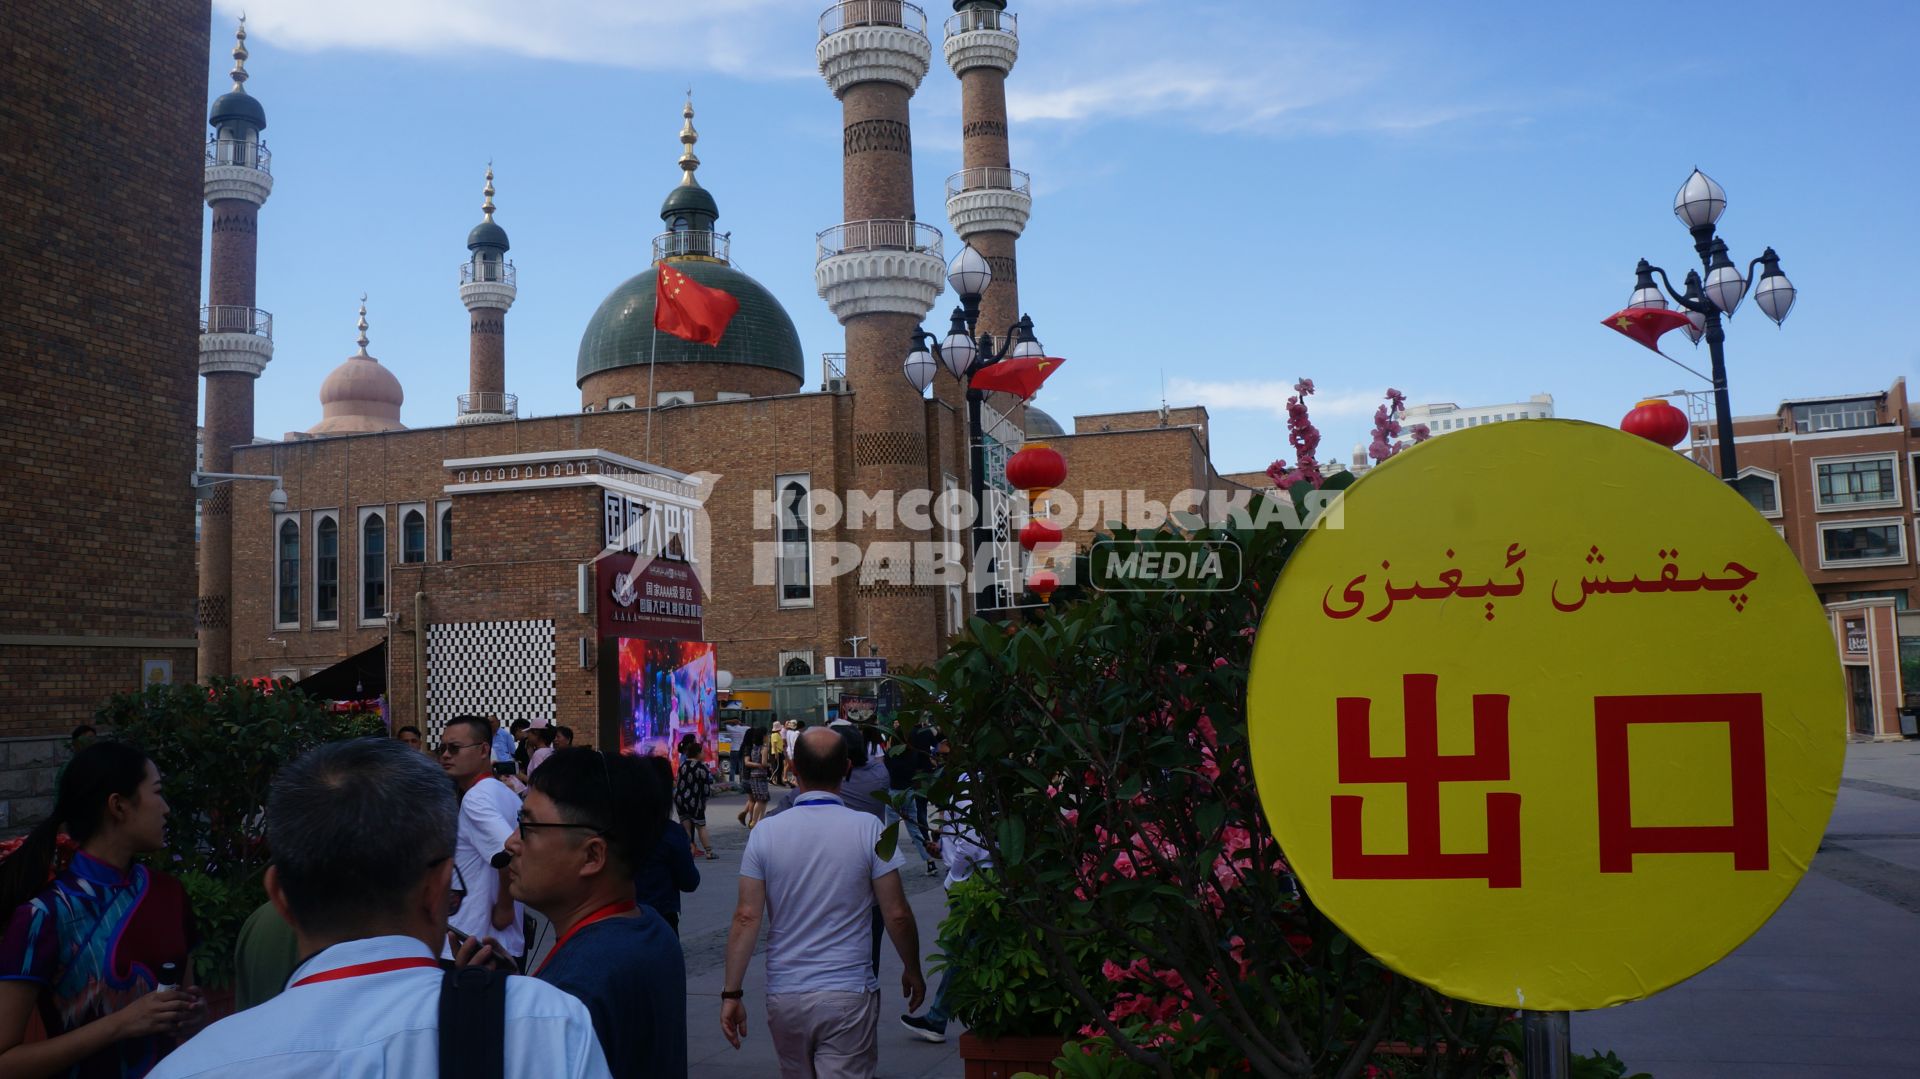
[654,262,740,346]
[969,355,1066,399]
[1601,307,1694,354]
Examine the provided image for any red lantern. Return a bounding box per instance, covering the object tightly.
[1620,398,1689,448]
[1005,443,1067,499]
[1027,568,1060,602]
[1019,517,1064,552]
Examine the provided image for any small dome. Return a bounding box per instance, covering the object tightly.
[577,260,804,385]
[467,219,510,251]
[661,183,718,220]
[309,355,405,435]
[1024,406,1065,437]
[310,303,405,435]
[209,90,266,132]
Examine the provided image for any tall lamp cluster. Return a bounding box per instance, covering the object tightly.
[903,244,1070,611]
[1621,169,1796,475]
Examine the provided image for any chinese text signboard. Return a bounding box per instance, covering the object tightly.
[1247,420,1844,1011]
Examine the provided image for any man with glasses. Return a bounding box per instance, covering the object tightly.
[149,738,610,1077]
[466,748,687,1078]
[440,714,525,966]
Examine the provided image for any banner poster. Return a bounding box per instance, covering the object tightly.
[613,638,718,771]
[838,694,879,726]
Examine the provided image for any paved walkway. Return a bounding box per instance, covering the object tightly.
[678,743,1920,1077]
[678,791,964,1078]
[1573,740,1920,1077]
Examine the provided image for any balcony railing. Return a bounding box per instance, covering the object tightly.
[819,0,927,38]
[459,260,518,287]
[944,8,1015,38]
[945,167,1031,200]
[652,230,732,263]
[200,305,272,339]
[457,392,519,417]
[205,136,271,173]
[816,219,943,263]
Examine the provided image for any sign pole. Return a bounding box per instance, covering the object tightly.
[1522,1010,1570,1078]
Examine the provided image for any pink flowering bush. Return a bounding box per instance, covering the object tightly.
[898,512,1526,1078]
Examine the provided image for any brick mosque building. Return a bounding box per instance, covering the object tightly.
[198,4,1245,745]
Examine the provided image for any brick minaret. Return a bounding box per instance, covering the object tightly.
[198,18,274,677]
[944,1,1029,358]
[458,167,517,424]
[815,3,946,664]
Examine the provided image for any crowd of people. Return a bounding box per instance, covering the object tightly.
[0,712,970,1079]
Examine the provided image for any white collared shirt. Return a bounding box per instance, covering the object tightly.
[150,935,611,1078]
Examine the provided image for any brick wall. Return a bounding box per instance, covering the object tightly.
[0,0,204,741]
[230,395,898,720]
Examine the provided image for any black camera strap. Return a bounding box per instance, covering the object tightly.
[438,965,507,1079]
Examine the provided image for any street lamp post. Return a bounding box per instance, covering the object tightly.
[1630,169,1797,480]
[902,244,1042,619]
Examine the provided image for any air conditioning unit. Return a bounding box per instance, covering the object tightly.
[824,377,850,394]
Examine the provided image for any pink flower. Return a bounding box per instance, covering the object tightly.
[1409,423,1432,443]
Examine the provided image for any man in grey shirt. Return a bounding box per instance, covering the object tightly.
[720,727,924,1077]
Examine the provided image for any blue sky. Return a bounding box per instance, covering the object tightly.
[206,0,1919,474]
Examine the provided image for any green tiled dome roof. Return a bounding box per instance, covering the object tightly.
[576,259,804,385]
[1024,405,1065,437]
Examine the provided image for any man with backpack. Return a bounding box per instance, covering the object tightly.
[149,737,610,1078]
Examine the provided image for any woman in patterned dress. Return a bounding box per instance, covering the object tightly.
[675,735,717,859]
[0,741,203,1078]
[740,727,771,829]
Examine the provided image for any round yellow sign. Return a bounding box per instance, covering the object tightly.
[1247,419,1844,1011]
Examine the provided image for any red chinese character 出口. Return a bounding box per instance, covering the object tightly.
[1594,693,1769,873]
[1331,674,1523,889]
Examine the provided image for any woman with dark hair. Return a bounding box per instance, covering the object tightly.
[738,727,771,829]
[672,736,715,859]
[0,741,201,1078]
[525,726,557,777]
[631,755,700,937]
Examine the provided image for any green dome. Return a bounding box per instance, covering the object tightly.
[210,90,266,131]
[576,259,804,385]
[1024,406,1065,437]
[467,219,509,250]
[661,184,718,220]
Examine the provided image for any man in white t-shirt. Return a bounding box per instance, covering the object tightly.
[721,727,924,1077]
[441,714,526,962]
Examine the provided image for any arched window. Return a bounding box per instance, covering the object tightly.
[402,509,426,563]
[439,503,453,561]
[276,519,300,627]
[783,657,812,677]
[777,475,812,607]
[361,511,386,620]
[315,515,339,623]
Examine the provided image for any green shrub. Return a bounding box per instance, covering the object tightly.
[935,870,1118,1039]
[97,678,386,987]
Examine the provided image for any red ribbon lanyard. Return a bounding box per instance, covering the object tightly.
[534,901,637,977]
[290,956,441,988]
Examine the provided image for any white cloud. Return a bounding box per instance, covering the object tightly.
[214,0,816,78]
[1168,378,1398,421]
[1003,16,1508,137]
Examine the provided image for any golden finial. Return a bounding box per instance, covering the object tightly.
[677,93,700,186]
[482,164,496,222]
[230,14,251,90]
[355,293,370,356]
